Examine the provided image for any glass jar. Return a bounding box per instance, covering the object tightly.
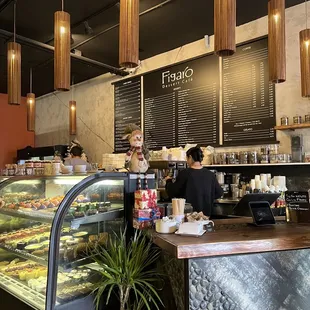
[269,154,278,163]
[293,115,302,125]
[239,152,249,164]
[227,152,236,164]
[260,154,269,164]
[281,116,289,126]
[277,154,287,163]
[249,151,258,164]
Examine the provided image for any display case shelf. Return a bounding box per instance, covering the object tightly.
[0,272,46,310]
[0,206,124,227]
[0,208,54,224]
[0,244,97,271]
[0,244,48,266]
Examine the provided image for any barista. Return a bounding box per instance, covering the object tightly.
[64,146,91,171]
[165,146,223,216]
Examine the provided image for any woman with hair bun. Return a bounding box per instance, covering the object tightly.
[165,146,223,216]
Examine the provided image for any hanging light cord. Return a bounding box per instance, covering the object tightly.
[71,76,74,101]
[306,0,308,29]
[30,69,32,93]
[61,0,64,11]
[13,1,16,42]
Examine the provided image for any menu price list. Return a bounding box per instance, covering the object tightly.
[143,55,219,150]
[114,77,141,153]
[222,38,276,146]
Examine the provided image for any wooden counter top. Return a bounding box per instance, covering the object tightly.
[153,222,310,259]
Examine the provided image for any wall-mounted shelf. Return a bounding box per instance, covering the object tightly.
[274,124,310,131]
[204,162,310,168]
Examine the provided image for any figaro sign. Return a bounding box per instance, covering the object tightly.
[161,66,194,88]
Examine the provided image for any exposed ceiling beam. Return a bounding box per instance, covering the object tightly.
[0,28,129,76]
[45,0,120,44]
[71,0,174,50]
[0,0,13,13]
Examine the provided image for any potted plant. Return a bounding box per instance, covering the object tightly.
[91,229,163,310]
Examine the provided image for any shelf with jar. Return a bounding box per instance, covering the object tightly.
[0,172,134,310]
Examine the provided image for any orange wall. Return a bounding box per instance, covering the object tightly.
[0,93,35,168]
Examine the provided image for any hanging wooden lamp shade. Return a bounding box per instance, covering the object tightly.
[7,42,21,105]
[268,0,286,83]
[54,10,71,91]
[119,0,139,68]
[300,29,310,97]
[214,0,236,56]
[27,93,36,132]
[69,100,76,135]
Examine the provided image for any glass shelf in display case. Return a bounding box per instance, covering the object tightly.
[0,173,129,310]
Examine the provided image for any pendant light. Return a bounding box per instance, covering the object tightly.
[268,0,286,83]
[300,0,310,97]
[214,0,236,56]
[27,69,35,132]
[7,1,21,105]
[119,0,139,68]
[69,77,76,135]
[54,0,70,91]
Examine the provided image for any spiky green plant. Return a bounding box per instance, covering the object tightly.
[91,229,163,310]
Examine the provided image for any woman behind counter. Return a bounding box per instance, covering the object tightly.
[165,146,223,216]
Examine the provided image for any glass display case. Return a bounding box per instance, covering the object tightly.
[0,172,130,310]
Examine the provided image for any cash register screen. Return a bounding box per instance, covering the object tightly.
[249,201,276,225]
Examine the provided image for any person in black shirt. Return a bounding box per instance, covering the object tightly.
[165,146,223,216]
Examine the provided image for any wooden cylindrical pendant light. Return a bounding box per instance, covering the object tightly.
[119,0,139,68]
[27,93,36,131]
[69,100,76,135]
[54,10,71,91]
[214,0,236,56]
[268,0,286,83]
[7,42,21,105]
[300,29,310,97]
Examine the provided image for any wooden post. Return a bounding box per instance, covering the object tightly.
[7,42,21,105]
[214,0,236,56]
[268,0,286,83]
[119,0,139,68]
[54,11,71,91]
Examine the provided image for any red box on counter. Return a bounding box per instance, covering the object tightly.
[133,208,152,219]
[133,218,153,230]
[134,189,157,209]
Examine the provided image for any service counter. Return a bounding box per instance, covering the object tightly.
[153,219,310,310]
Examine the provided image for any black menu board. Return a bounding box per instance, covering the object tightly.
[222,38,276,146]
[143,55,219,149]
[286,191,310,211]
[114,77,141,153]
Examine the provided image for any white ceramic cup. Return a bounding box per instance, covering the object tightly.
[74,165,87,173]
[61,165,73,174]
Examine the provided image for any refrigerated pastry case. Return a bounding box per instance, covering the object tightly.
[0,173,131,310]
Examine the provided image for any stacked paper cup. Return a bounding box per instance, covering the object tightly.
[172,198,185,224]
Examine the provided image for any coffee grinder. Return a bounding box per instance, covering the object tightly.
[291,135,303,162]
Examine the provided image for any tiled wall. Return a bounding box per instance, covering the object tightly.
[36,3,310,164]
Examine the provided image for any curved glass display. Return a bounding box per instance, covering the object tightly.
[0,173,129,310]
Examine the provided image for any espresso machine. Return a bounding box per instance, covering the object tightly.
[149,160,187,201]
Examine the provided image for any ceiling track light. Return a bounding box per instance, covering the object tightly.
[7,1,21,105]
[300,0,310,97]
[119,0,139,68]
[27,68,35,132]
[54,0,71,91]
[268,0,286,83]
